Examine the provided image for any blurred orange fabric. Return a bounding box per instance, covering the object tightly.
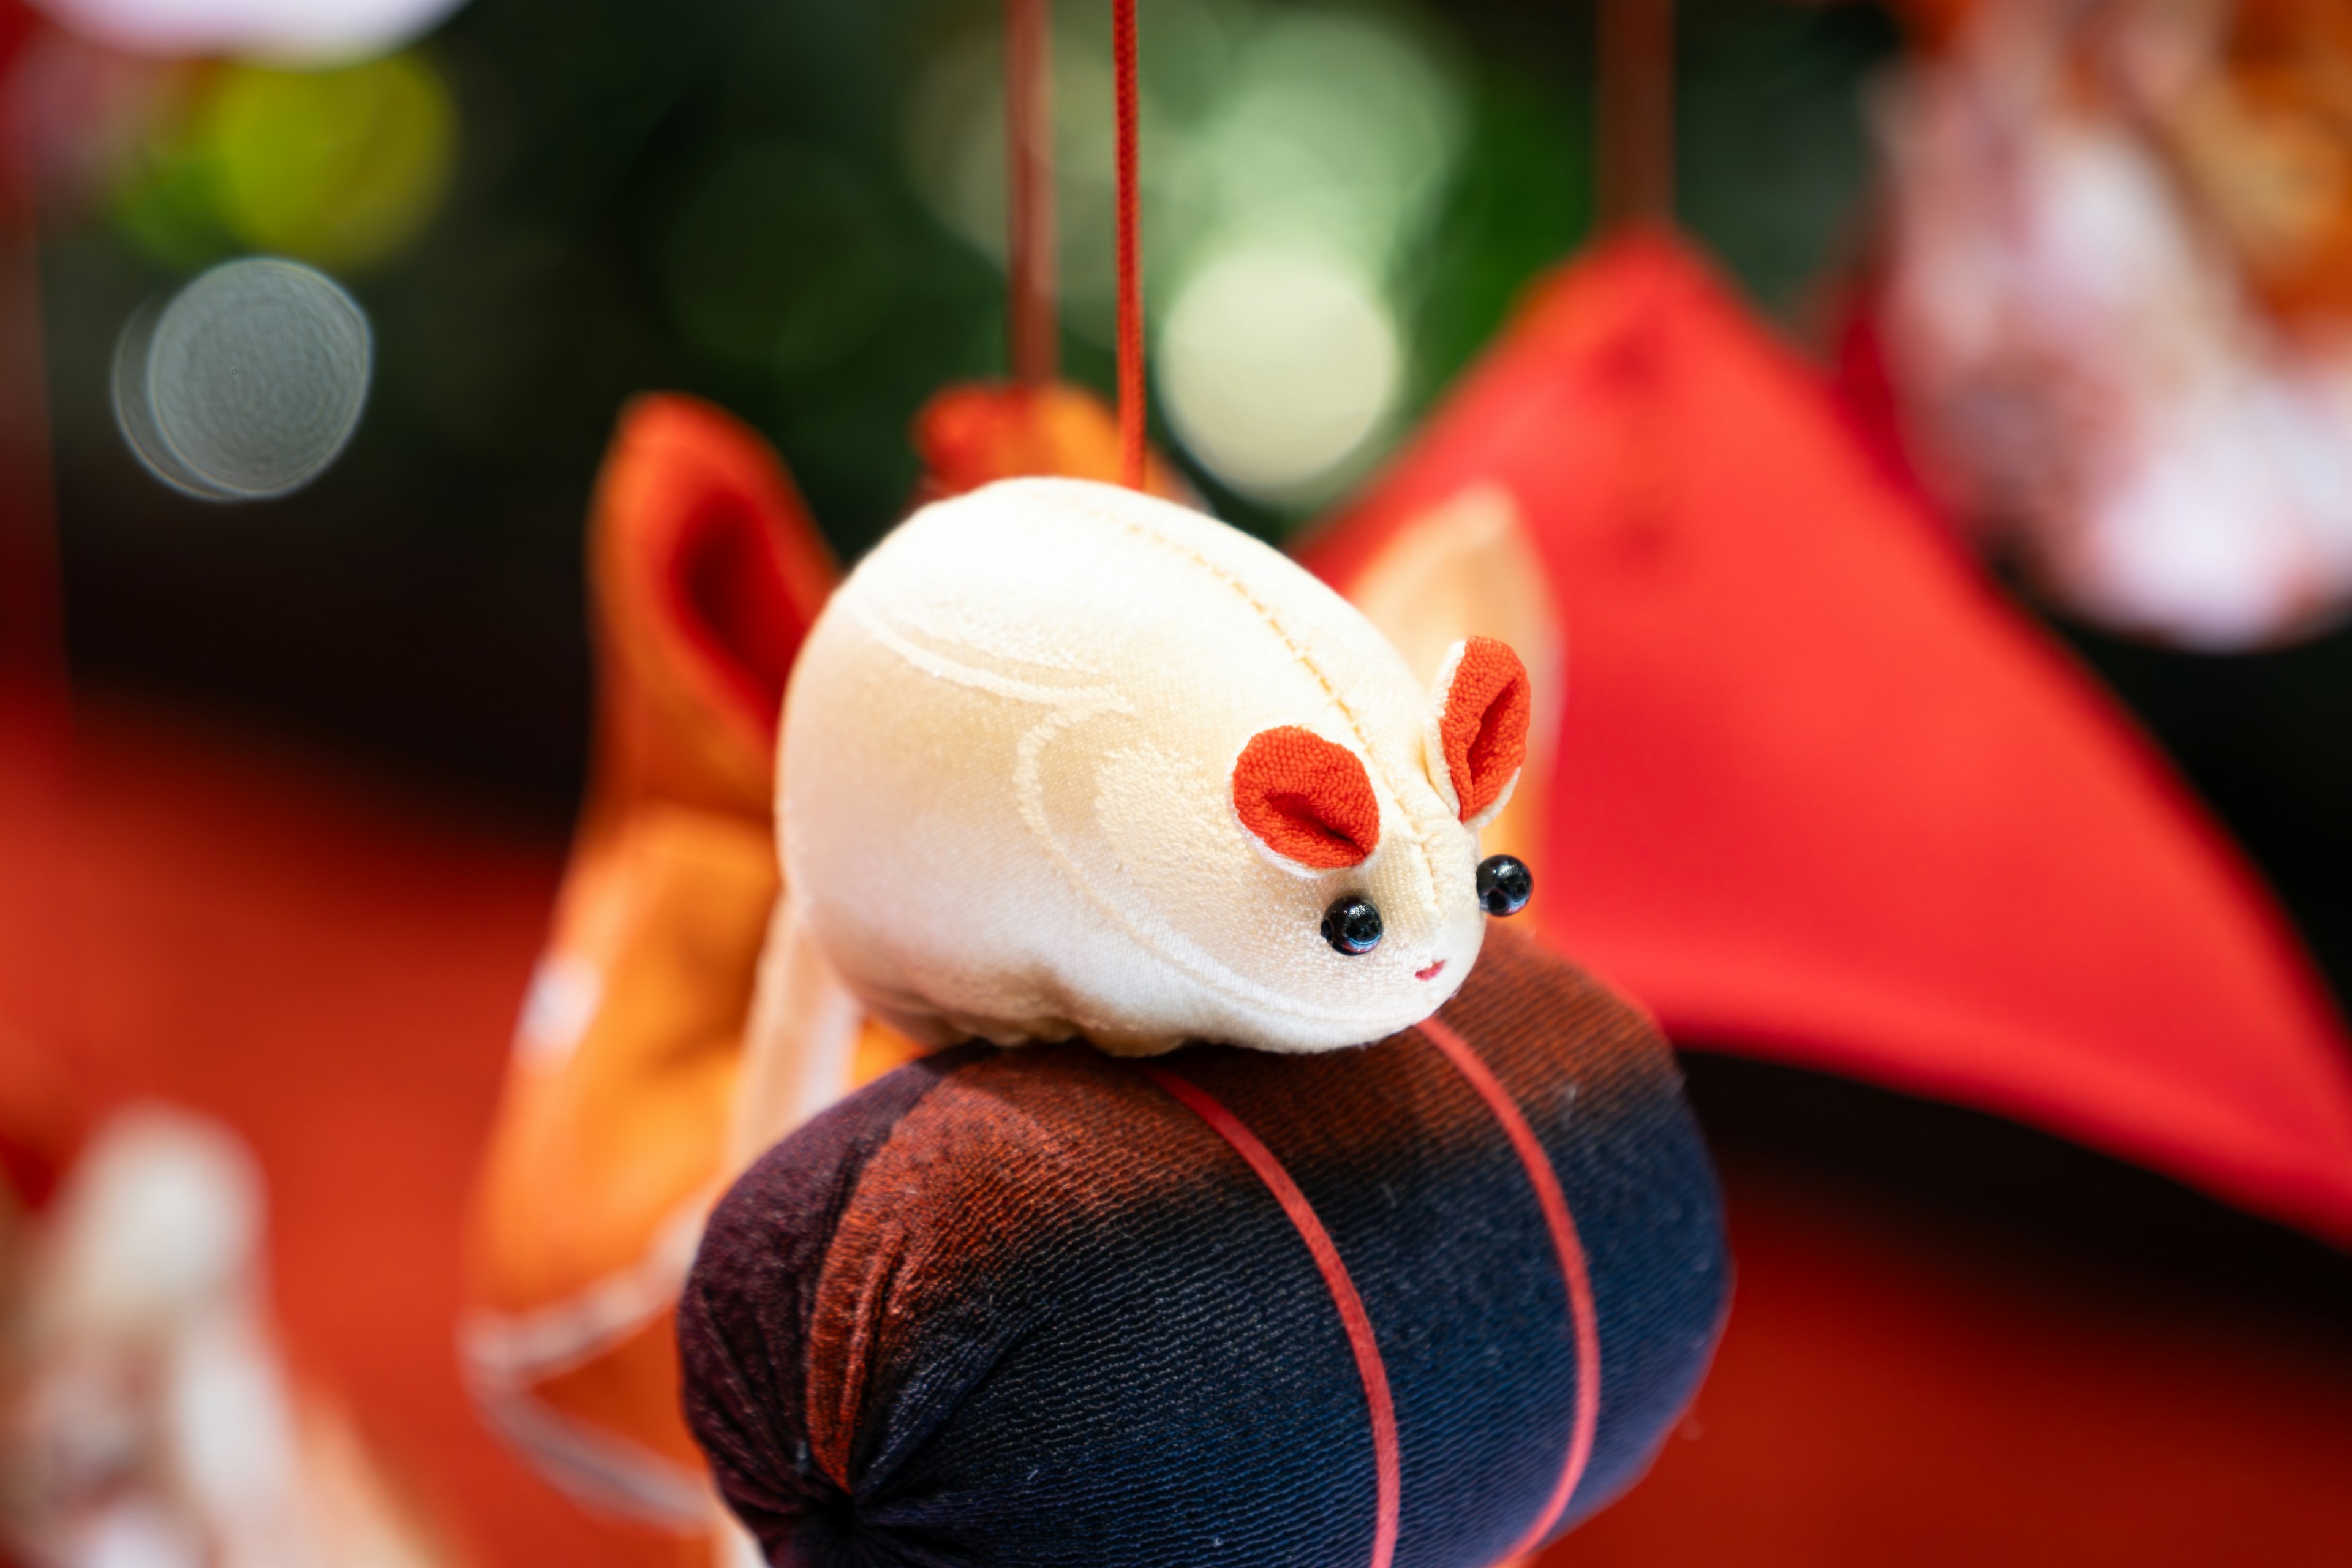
[461,396,835,1528]
[913,380,1189,503]
[459,384,1169,1538]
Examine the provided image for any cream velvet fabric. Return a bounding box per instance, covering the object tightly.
[779,477,1502,1056]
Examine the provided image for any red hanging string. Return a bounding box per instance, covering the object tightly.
[1140,1064,1400,1568]
[1598,0,1674,228]
[1005,0,1058,384]
[1112,0,1145,490]
[1419,1017,1602,1556]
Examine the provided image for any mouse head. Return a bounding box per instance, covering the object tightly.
[780,478,1536,1056]
[1230,630,1531,962]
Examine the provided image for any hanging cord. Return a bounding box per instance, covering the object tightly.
[1112,0,1145,489]
[1597,0,1673,228]
[1005,0,1058,384]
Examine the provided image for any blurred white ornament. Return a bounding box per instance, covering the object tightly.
[28,0,468,66]
[7,1105,453,1568]
[1874,0,2352,648]
[39,1104,263,1339]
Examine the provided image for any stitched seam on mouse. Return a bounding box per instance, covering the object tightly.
[845,591,1402,1031]
[1051,482,1447,923]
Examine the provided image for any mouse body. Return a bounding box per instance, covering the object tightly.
[778,477,1530,1057]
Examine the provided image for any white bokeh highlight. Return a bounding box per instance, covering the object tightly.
[113,257,373,503]
[1159,247,1401,500]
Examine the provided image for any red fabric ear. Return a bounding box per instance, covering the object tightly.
[1437,637,1531,822]
[1232,727,1381,869]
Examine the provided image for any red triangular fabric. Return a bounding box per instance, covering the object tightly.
[1301,231,2352,1248]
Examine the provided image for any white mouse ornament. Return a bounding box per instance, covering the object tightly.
[733,476,1534,1148]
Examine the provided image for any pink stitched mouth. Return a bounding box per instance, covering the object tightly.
[1415,960,1447,982]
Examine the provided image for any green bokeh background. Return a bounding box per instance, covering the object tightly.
[42,0,2352,1010]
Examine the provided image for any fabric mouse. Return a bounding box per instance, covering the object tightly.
[759,474,1534,1083]
[687,479,1730,1568]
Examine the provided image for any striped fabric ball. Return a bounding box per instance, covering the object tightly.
[680,930,1728,1567]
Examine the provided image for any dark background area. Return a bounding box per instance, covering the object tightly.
[1680,1051,2352,1335]
[41,0,2352,1020]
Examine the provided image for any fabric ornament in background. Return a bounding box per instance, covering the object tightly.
[913,380,1191,504]
[1868,0,2352,649]
[461,396,848,1531]
[26,0,467,64]
[7,1105,453,1568]
[1305,229,2352,1251]
[461,393,1190,1543]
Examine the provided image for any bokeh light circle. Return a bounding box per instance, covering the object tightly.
[206,55,456,272]
[1178,9,1464,275]
[112,257,373,501]
[1159,246,1400,500]
[900,1,1466,361]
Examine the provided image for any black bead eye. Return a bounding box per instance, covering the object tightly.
[1321,894,1382,955]
[1477,855,1533,917]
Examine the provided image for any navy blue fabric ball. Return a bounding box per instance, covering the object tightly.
[682,929,1728,1567]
